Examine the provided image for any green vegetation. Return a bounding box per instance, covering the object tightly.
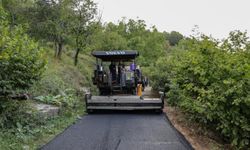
[149,32,250,148]
[0,3,94,147]
[0,0,249,149]
[0,45,91,149]
[0,7,46,96]
[163,31,184,46]
[0,100,84,149]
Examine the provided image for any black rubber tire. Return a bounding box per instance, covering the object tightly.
[87,109,94,114]
[155,109,163,114]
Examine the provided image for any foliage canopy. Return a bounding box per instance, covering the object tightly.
[0,7,46,96]
[149,32,250,148]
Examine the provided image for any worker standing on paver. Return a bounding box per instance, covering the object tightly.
[109,61,116,82]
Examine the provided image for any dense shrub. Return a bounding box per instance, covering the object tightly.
[149,34,250,148]
[0,7,47,140]
[29,73,67,96]
[35,88,77,108]
[0,7,46,96]
[0,100,45,130]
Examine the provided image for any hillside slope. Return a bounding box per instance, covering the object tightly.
[0,47,96,150]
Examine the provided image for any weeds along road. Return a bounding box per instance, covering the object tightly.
[41,113,193,150]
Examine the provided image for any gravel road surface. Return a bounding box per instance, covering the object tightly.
[41,113,193,150]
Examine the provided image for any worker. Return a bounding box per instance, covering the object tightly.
[120,64,126,87]
[130,60,136,71]
[109,61,116,82]
[137,84,142,96]
[135,65,141,83]
[118,62,122,84]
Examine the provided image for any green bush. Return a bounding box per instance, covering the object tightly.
[0,100,45,130]
[0,7,46,96]
[35,88,77,108]
[0,8,47,144]
[29,73,67,96]
[149,34,250,148]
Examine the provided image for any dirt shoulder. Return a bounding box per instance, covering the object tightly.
[164,106,230,150]
[144,87,229,150]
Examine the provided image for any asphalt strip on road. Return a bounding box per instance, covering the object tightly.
[41,112,193,150]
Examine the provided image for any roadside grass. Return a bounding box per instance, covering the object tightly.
[0,104,85,150]
[0,46,94,150]
[30,47,95,97]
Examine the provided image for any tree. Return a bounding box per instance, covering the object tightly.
[141,27,166,66]
[124,19,166,66]
[0,7,46,96]
[101,30,128,50]
[164,31,184,46]
[70,0,97,65]
[1,0,34,28]
[221,30,249,52]
[29,0,72,59]
[148,34,250,148]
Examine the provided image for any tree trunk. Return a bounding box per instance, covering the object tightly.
[74,48,80,66]
[54,42,58,58]
[58,42,63,59]
[9,12,15,29]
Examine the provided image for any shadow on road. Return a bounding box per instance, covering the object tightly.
[87,109,163,115]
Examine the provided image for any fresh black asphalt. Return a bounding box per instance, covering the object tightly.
[41,113,193,150]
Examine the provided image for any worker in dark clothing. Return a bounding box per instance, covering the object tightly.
[135,66,141,81]
[120,64,126,87]
[118,63,126,85]
[109,62,116,82]
[118,62,126,84]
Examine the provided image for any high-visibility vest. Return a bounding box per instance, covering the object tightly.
[137,84,142,96]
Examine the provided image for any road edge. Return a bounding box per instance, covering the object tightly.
[163,112,194,150]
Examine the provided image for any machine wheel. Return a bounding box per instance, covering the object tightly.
[155,109,163,114]
[86,109,94,114]
[132,89,136,95]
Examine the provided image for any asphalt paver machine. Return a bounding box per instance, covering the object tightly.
[85,50,164,113]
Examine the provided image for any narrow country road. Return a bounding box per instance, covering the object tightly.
[41,114,192,150]
[41,87,193,150]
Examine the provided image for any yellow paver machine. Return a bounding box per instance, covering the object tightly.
[85,50,164,113]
